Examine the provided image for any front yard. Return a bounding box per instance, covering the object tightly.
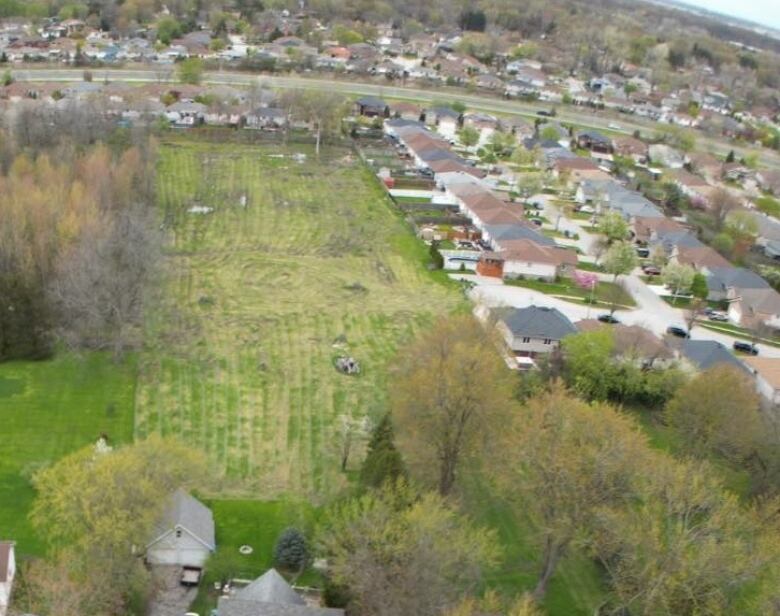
[504,277,636,308]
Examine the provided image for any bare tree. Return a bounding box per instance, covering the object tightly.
[49,203,161,360]
[709,188,741,231]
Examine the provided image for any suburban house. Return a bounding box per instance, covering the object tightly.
[218,568,344,616]
[354,96,389,117]
[676,340,747,373]
[477,240,577,281]
[145,489,216,567]
[744,357,780,406]
[576,179,664,219]
[165,101,207,127]
[706,267,771,303]
[0,542,14,616]
[552,157,611,183]
[245,107,288,130]
[670,169,716,206]
[671,244,731,271]
[576,130,613,154]
[576,320,674,368]
[648,143,685,169]
[727,287,780,329]
[632,216,686,245]
[495,306,577,363]
[612,135,649,163]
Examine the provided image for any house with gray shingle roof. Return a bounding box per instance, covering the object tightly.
[495,306,577,360]
[218,569,344,616]
[677,340,748,374]
[706,267,770,302]
[146,489,215,567]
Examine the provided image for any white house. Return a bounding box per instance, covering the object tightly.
[0,542,15,616]
[744,357,780,407]
[146,490,216,567]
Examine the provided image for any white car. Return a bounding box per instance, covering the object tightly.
[608,122,622,130]
[577,205,595,214]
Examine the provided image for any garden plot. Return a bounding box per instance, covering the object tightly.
[135,140,459,499]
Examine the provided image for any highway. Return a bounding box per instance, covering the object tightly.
[11,66,780,170]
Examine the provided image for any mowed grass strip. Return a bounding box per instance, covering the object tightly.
[0,353,136,557]
[136,140,460,499]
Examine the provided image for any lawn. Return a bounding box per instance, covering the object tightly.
[0,353,136,557]
[756,195,780,218]
[135,139,461,500]
[460,471,607,615]
[190,499,322,613]
[505,278,636,308]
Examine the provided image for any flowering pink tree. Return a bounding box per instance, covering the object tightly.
[573,270,599,305]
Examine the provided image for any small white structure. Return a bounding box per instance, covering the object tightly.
[146,489,215,567]
[0,541,15,616]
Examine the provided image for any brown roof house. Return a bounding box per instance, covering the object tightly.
[477,239,577,281]
[576,321,674,368]
[744,357,780,407]
[0,541,15,616]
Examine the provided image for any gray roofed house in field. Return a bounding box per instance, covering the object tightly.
[678,340,747,373]
[145,489,215,567]
[354,96,388,117]
[217,569,344,616]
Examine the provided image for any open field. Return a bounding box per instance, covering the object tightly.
[0,353,136,556]
[135,139,461,500]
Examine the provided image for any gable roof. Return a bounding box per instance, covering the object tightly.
[707,267,770,293]
[675,245,731,269]
[148,489,215,550]
[485,223,557,247]
[218,569,344,616]
[576,321,673,359]
[491,239,577,267]
[236,569,305,605]
[498,306,577,340]
[679,340,746,372]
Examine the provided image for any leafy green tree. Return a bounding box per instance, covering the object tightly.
[177,57,204,85]
[156,16,182,45]
[317,481,500,616]
[458,125,479,149]
[662,262,695,300]
[392,315,515,496]
[539,125,561,142]
[274,527,309,572]
[603,241,638,283]
[712,231,735,257]
[30,437,207,614]
[691,272,709,300]
[665,365,762,461]
[493,387,649,600]
[360,415,406,490]
[599,211,630,244]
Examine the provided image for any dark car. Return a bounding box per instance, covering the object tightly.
[733,341,759,355]
[597,314,620,324]
[642,265,661,276]
[666,326,689,338]
[530,218,543,227]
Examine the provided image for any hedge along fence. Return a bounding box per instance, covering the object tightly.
[395,202,454,212]
[171,126,353,148]
[412,215,472,226]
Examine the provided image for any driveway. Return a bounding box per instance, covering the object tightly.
[147,566,198,616]
[454,273,780,359]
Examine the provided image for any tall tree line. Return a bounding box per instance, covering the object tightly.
[0,116,160,361]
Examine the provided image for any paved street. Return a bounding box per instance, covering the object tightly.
[453,273,780,359]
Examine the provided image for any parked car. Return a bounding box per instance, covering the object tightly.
[608,122,622,130]
[733,341,758,355]
[708,312,729,322]
[576,205,595,214]
[636,247,650,258]
[530,218,543,226]
[598,314,620,324]
[666,326,689,338]
[642,265,661,275]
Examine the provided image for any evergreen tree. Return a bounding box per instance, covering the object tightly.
[360,415,406,489]
[273,527,309,572]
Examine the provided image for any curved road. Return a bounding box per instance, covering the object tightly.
[11,66,779,170]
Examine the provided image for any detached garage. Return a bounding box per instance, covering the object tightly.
[146,489,216,567]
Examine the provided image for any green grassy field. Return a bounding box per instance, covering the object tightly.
[134,140,460,500]
[0,353,136,556]
[190,499,322,613]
